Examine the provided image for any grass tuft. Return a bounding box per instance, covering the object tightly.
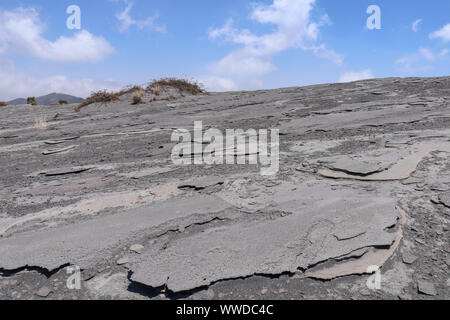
[75,90,119,112]
[115,85,144,98]
[0,101,8,107]
[74,78,205,112]
[150,84,161,96]
[75,86,144,112]
[34,115,48,130]
[147,78,204,95]
[132,88,145,105]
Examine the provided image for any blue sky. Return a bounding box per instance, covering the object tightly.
[0,0,450,100]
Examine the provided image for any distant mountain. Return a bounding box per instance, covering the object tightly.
[8,93,84,105]
[8,98,27,105]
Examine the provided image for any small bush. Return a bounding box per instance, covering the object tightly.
[116,85,143,98]
[74,79,205,112]
[150,84,161,96]
[75,86,144,111]
[132,89,145,105]
[0,101,8,107]
[75,90,119,112]
[147,78,204,95]
[27,97,37,105]
[59,100,68,105]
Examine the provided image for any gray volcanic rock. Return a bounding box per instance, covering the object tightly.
[0,195,232,270]
[438,193,450,208]
[0,77,449,300]
[131,192,399,292]
[327,158,389,176]
[417,280,437,296]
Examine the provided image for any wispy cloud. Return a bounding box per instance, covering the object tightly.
[116,1,166,33]
[395,47,448,74]
[412,19,422,32]
[397,23,450,74]
[197,76,239,92]
[0,8,114,62]
[0,57,122,100]
[339,69,373,83]
[429,23,450,42]
[208,0,343,81]
[418,47,448,61]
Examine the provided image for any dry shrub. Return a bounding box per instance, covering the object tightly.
[75,90,119,112]
[115,85,143,98]
[150,84,161,96]
[0,102,8,107]
[132,89,145,104]
[147,78,204,95]
[75,86,144,112]
[34,115,48,130]
[73,79,204,112]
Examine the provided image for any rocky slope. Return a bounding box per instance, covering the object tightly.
[0,77,449,300]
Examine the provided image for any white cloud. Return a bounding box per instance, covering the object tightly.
[417,47,448,61]
[198,75,265,92]
[339,69,373,83]
[116,1,166,33]
[412,19,422,32]
[0,57,122,101]
[396,47,448,73]
[429,23,450,43]
[210,52,276,76]
[0,8,114,62]
[441,48,450,56]
[208,0,342,81]
[395,57,430,74]
[307,44,344,65]
[418,47,436,61]
[198,76,238,92]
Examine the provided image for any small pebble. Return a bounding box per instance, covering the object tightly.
[36,286,52,298]
[417,280,437,296]
[117,257,129,265]
[130,244,144,254]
